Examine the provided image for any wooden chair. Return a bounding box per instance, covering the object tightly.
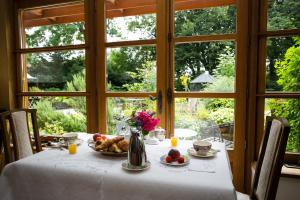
[237,117,290,200]
[0,109,42,163]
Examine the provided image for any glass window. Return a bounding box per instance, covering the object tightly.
[106,14,156,42]
[22,50,86,92]
[107,98,156,134]
[26,96,87,134]
[106,46,156,92]
[22,4,85,48]
[265,98,300,152]
[266,36,300,92]
[174,41,235,92]
[267,0,300,31]
[175,98,234,148]
[175,5,236,37]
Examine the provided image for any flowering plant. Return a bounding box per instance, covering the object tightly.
[128,111,160,136]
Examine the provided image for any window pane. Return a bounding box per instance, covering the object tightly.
[265,98,300,152]
[106,14,156,42]
[26,96,86,134]
[22,4,85,48]
[22,50,86,92]
[268,0,300,31]
[107,98,156,135]
[106,46,156,92]
[175,98,234,148]
[174,5,236,37]
[174,41,235,92]
[266,36,300,92]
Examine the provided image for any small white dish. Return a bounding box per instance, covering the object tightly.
[187,147,217,158]
[122,161,151,171]
[160,155,190,166]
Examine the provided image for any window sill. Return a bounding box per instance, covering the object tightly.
[281,166,300,179]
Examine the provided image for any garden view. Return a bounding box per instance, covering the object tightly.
[24,0,300,152]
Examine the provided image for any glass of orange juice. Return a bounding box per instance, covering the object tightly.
[171,137,178,147]
[68,143,77,154]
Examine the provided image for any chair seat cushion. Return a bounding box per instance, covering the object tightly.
[236,191,250,200]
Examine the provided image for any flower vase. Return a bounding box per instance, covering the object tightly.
[128,128,147,167]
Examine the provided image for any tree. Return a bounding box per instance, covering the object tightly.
[25,22,85,91]
[269,37,300,151]
[266,0,300,91]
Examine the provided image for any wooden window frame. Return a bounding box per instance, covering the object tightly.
[245,0,300,192]
[15,0,97,132]
[255,0,300,159]
[14,0,250,191]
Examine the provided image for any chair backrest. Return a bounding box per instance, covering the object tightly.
[251,118,290,200]
[0,109,42,163]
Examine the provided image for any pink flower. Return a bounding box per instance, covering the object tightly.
[136,111,160,132]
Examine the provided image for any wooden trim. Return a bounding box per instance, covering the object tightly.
[24,14,84,27]
[85,0,98,133]
[255,0,268,169]
[16,0,83,10]
[169,0,175,138]
[259,29,300,37]
[233,0,249,191]
[285,152,300,163]
[96,0,107,134]
[16,44,87,53]
[174,34,236,44]
[105,92,156,98]
[174,92,236,98]
[156,0,168,135]
[256,93,300,98]
[16,5,24,107]
[105,39,156,48]
[245,0,259,193]
[22,3,83,21]
[17,92,89,96]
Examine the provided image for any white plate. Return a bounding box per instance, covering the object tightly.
[88,141,128,157]
[122,161,151,171]
[187,148,217,158]
[160,155,190,166]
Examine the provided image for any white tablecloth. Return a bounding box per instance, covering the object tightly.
[0,133,236,200]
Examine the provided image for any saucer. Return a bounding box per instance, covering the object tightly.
[187,147,217,158]
[122,161,151,171]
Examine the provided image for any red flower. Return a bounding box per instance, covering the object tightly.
[136,111,160,132]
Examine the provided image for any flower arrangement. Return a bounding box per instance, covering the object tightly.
[128,111,160,136]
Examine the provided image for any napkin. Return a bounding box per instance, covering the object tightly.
[188,160,216,173]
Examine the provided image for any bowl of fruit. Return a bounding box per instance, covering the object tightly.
[160,149,190,166]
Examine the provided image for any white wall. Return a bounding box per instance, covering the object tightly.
[276,177,300,200]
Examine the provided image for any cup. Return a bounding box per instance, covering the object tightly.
[154,128,166,141]
[68,143,77,154]
[59,132,78,145]
[193,140,212,155]
[171,137,178,147]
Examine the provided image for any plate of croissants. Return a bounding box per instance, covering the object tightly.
[88,134,129,157]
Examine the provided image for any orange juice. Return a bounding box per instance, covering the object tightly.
[171,137,178,147]
[68,143,77,154]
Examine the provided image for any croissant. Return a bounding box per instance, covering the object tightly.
[110,143,123,153]
[117,140,129,152]
[97,136,124,150]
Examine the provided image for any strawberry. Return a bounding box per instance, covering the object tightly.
[93,133,102,141]
[165,156,173,163]
[168,149,180,161]
[177,156,185,164]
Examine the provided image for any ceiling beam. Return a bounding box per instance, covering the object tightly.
[23,0,236,27]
